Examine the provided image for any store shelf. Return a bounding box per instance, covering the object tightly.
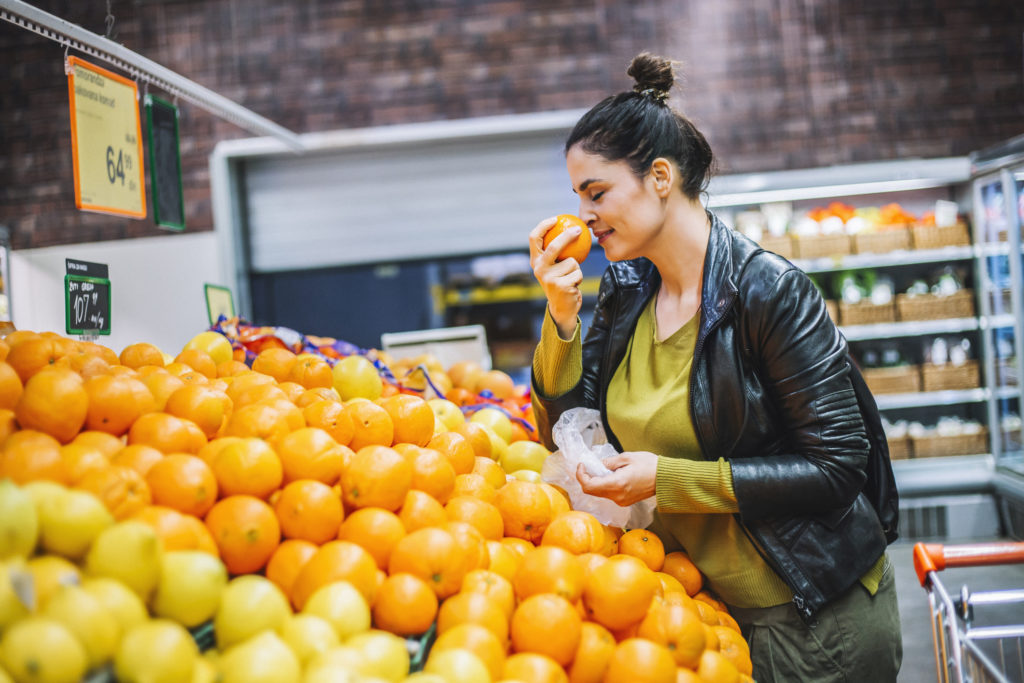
[794,245,975,274]
[893,454,995,497]
[841,317,979,341]
[443,277,601,306]
[875,388,988,410]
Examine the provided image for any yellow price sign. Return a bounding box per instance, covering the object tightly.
[66,56,147,218]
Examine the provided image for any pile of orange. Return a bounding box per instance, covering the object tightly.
[0,329,754,682]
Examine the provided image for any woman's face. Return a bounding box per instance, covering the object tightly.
[566,144,666,262]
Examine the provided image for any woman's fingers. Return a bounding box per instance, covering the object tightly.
[528,217,558,262]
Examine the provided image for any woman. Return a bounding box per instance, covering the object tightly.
[530,52,902,682]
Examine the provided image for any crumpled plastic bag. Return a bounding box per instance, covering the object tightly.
[541,407,656,529]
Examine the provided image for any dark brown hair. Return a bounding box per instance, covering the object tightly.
[565,52,715,200]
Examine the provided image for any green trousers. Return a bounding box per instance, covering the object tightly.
[727,557,902,683]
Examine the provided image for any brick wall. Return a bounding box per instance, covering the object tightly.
[2,0,1022,249]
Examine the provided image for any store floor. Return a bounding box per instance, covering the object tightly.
[889,539,1024,683]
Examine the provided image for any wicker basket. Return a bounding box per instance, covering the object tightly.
[911,222,971,250]
[921,360,981,392]
[895,289,976,321]
[886,436,913,460]
[862,365,922,395]
[911,429,989,458]
[793,233,852,260]
[852,227,911,255]
[839,300,896,326]
[758,235,795,260]
[824,300,839,325]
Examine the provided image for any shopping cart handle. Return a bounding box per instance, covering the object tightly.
[913,541,1024,586]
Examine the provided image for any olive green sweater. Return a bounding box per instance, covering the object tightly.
[533,299,885,608]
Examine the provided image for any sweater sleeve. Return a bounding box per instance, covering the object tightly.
[531,308,583,399]
[655,457,740,514]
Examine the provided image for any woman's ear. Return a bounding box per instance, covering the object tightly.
[649,158,675,198]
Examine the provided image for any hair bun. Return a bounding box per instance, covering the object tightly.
[627,52,675,98]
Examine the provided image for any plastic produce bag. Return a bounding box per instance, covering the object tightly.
[541,408,655,529]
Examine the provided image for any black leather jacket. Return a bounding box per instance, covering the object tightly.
[533,213,898,618]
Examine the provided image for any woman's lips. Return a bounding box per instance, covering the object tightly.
[595,229,614,245]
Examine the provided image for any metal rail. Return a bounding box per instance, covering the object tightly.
[1,0,304,151]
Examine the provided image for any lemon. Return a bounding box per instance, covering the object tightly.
[500,441,550,474]
[35,487,113,560]
[278,614,339,666]
[0,616,88,683]
[402,675,449,683]
[302,581,370,641]
[152,550,228,628]
[0,560,30,630]
[0,480,38,560]
[470,408,513,444]
[41,584,120,668]
[214,575,290,650]
[85,521,163,601]
[115,619,198,683]
[190,657,218,683]
[427,399,464,431]
[218,631,300,683]
[184,332,233,365]
[80,577,148,635]
[332,356,383,401]
[346,630,410,682]
[25,555,80,608]
[424,648,491,683]
[508,469,542,483]
[304,647,366,683]
[478,425,507,462]
[0,663,12,683]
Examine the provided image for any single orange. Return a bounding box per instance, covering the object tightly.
[427,431,475,475]
[513,545,585,602]
[164,384,232,439]
[1,430,65,483]
[145,453,219,517]
[461,569,516,620]
[7,336,65,381]
[431,623,506,681]
[494,479,554,544]
[502,652,569,683]
[698,650,742,683]
[582,555,659,631]
[344,400,394,450]
[397,489,447,532]
[0,362,23,409]
[636,599,706,669]
[251,348,297,382]
[511,593,581,666]
[276,381,306,403]
[204,495,281,575]
[340,445,412,512]
[301,399,354,447]
[216,360,250,378]
[127,412,201,454]
[228,381,289,408]
[662,551,703,597]
[295,387,340,408]
[485,540,523,583]
[446,386,478,408]
[336,506,406,570]
[132,505,197,551]
[273,427,347,486]
[59,442,109,484]
[603,637,676,683]
[287,356,333,390]
[388,527,467,599]
[381,394,435,447]
[409,448,457,504]
[472,456,507,489]
[500,536,535,560]
[474,370,516,400]
[208,437,283,499]
[542,214,591,264]
[437,589,510,645]
[265,538,318,600]
[290,540,378,609]
[174,349,217,379]
[15,366,88,443]
[372,573,438,636]
[618,528,666,572]
[567,620,617,683]
[452,473,499,504]
[119,343,165,369]
[273,479,344,545]
[78,465,152,520]
[712,625,753,676]
[138,370,186,411]
[442,520,490,572]
[221,401,294,441]
[445,495,504,541]
[71,430,125,457]
[541,511,607,555]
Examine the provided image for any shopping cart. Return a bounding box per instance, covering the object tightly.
[914,541,1024,682]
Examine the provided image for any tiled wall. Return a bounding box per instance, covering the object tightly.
[2,0,1022,249]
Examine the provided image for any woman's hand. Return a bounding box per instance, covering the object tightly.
[529,216,584,339]
[576,451,658,507]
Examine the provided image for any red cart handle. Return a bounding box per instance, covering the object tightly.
[913,541,1024,586]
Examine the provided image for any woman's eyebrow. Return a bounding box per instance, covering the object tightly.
[573,178,601,194]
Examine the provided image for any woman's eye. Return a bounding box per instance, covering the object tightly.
[592,191,604,201]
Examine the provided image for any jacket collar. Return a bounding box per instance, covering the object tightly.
[700,211,739,331]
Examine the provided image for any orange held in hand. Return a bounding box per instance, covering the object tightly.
[542,214,591,264]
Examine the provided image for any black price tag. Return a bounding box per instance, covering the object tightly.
[65,259,111,336]
[145,95,185,231]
